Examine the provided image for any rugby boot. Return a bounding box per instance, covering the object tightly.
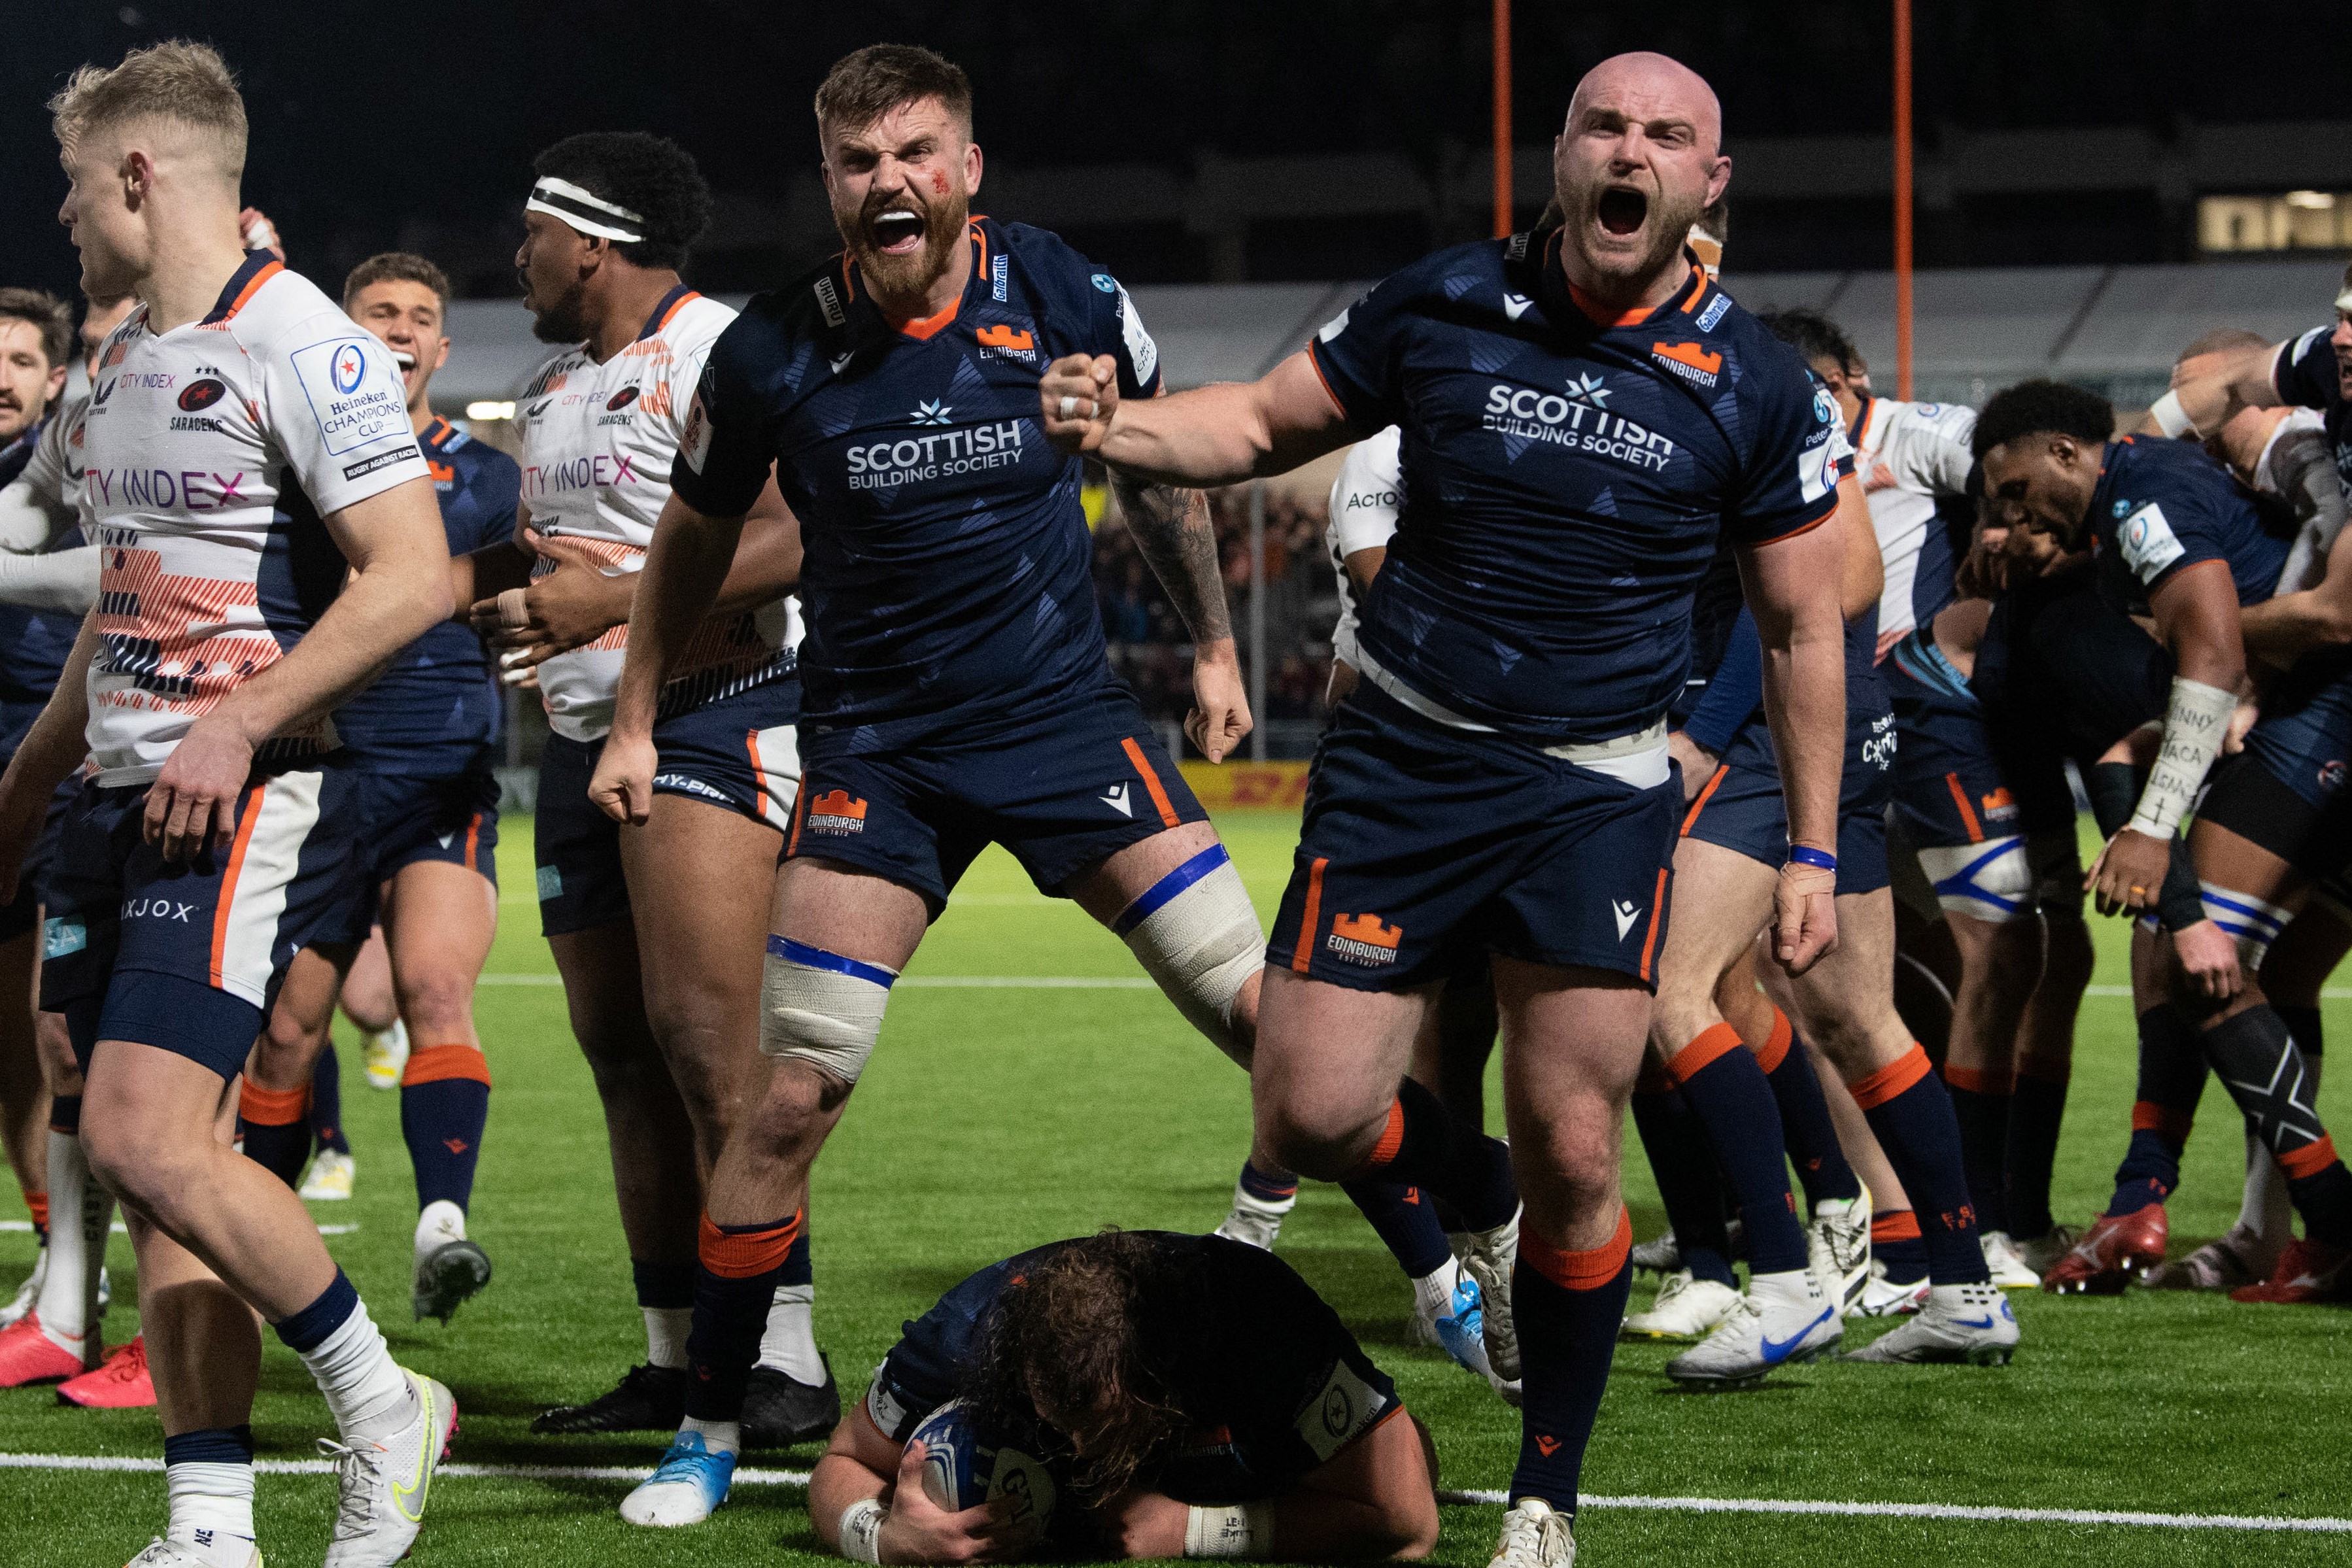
[1979,1231,2041,1289]
[1487,1497,1575,1568]
[2040,1204,2167,1295]
[2229,1238,2352,1304]
[58,1335,155,1407]
[1663,1269,1839,1389]
[320,1369,457,1567]
[1806,1193,1873,1312]
[1458,1206,1522,1382]
[1854,1260,1929,1318]
[532,1361,687,1434]
[621,1430,736,1527]
[740,1357,840,1448]
[1845,1282,2019,1365]
[2145,1223,2268,1291]
[0,1312,85,1386]
[1620,1269,1741,1342]
[1629,1227,1680,1275]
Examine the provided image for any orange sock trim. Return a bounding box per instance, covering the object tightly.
[1665,1022,1744,1087]
[2130,1100,2195,1142]
[2279,1134,2339,1182]
[1348,1099,1407,1176]
[2015,1054,2071,1087]
[238,1080,309,1126]
[1752,1008,1794,1074]
[1847,1044,1933,1110]
[1871,1210,1922,1242]
[401,1044,492,1089]
[697,1208,804,1279]
[25,1194,47,1232]
[1943,1063,2015,1095]
[1520,1208,1633,1290]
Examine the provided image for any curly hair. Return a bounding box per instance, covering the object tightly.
[1757,306,1856,373]
[1970,379,2115,460]
[961,1231,1189,1504]
[531,131,711,272]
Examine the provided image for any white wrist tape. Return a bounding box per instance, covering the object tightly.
[1185,1501,1272,1558]
[838,1497,885,1563]
[2149,389,2198,439]
[2128,677,2234,838]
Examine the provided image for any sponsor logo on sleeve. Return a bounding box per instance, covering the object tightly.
[681,393,713,473]
[2118,501,2187,583]
[1293,1360,1388,1463]
[991,253,1009,301]
[341,446,418,483]
[1695,293,1731,331]
[290,335,407,455]
[1114,281,1158,384]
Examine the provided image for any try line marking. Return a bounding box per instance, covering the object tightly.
[1,1453,2342,1532]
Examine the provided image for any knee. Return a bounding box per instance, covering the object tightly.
[80,1112,196,1217]
[391,969,473,1037]
[254,1008,323,1083]
[1259,1090,1386,1183]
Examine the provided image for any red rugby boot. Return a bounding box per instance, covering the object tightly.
[0,1313,86,1386]
[2229,1239,2352,1305]
[57,1335,155,1407]
[2040,1204,2168,1295]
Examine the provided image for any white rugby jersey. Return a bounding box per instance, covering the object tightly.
[17,390,96,536]
[1324,425,1403,668]
[79,254,429,784]
[519,286,797,742]
[1850,395,1975,639]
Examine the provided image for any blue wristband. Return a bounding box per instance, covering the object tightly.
[1787,845,1837,871]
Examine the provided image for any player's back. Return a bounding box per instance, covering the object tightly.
[1855,396,1975,639]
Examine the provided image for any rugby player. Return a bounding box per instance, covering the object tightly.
[0,291,134,1406]
[1044,52,1854,1562]
[0,41,456,1565]
[1976,382,2352,1303]
[234,250,520,1326]
[810,1231,1439,1563]
[481,133,834,1450]
[593,44,1522,1527]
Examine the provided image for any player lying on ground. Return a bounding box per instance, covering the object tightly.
[810,1231,1439,1564]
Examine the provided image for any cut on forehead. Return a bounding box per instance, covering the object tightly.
[1567,52,1722,146]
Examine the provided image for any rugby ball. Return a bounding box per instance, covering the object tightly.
[910,1399,1058,1536]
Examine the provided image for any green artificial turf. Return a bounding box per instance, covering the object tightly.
[1,810,2347,1566]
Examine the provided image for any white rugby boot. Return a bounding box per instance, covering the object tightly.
[1855,1259,1930,1317]
[1979,1230,2041,1289]
[361,1019,410,1091]
[299,1150,356,1202]
[124,1537,260,1568]
[1488,1497,1575,1568]
[1620,1269,1741,1342]
[0,1249,42,1327]
[1458,1206,1522,1383]
[319,1368,456,1566]
[1663,1268,1840,1388]
[1214,1171,1293,1252]
[1845,1281,2019,1365]
[1806,1193,1872,1312]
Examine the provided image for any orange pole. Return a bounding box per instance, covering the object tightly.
[1893,0,1915,398]
[1493,0,1513,238]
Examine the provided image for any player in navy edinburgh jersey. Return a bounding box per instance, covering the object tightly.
[808,1231,1439,1563]
[231,252,517,1329]
[1977,382,2352,1304]
[1043,52,1850,1568]
[587,44,1522,1530]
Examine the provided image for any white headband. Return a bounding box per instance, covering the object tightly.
[525,176,645,244]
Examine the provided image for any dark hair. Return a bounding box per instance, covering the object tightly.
[0,288,72,372]
[531,131,711,271]
[1757,306,1854,372]
[961,1231,1186,1503]
[815,44,973,139]
[342,251,451,313]
[1971,379,2115,460]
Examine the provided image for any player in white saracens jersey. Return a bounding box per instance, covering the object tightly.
[0,43,456,1568]
[473,133,834,1453]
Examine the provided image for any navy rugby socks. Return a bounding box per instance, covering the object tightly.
[1337,1179,1454,1280]
[1943,1063,2015,1236]
[1344,1077,1518,1233]
[309,1044,350,1157]
[1628,1061,1737,1287]
[2199,1007,2352,1248]
[1662,1023,1809,1275]
[683,1210,804,1437]
[237,1080,311,1188]
[1753,1009,1863,1208]
[2108,1003,2204,1217]
[400,1044,492,1212]
[1849,1044,1990,1285]
[2006,1056,2070,1240]
[1509,1211,1633,1515]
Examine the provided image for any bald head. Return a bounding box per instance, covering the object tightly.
[1552,51,1731,306]
[1567,52,1722,159]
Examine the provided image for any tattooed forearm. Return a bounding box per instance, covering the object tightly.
[1113,476,1233,644]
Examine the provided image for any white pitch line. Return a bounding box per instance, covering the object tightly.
[0,1453,2341,1532]
[0,1221,355,1236]
[476,973,1161,989]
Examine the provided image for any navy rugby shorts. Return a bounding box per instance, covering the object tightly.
[1680,698,1894,896]
[0,773,80,945]
[1265,684,1679,992]
[41,762,362,1078]
[315,766,503,944]
[536,674,801,938]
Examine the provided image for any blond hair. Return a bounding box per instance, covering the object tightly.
[48,40,247,177]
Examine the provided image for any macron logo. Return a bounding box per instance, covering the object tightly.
[1613,900,1641,941]
[1100,783,1133,817]
[1503,292,1535,321]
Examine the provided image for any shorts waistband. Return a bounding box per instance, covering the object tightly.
[1352,653,1669,783]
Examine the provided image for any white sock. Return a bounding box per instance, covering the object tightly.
[1411,1256,1463,1320]
[2238,1128,2294,1246]
[1748,1267,1826,1316]
[167,1460,256,1558]
[415,1199,466,1263]
[35,1130,96,1350]
[645,1306,692,1370]
[1230,1180,1295,1219]
[757,1283,825,1384]
[681,1413,740,1457]
[296,1297,415,1441]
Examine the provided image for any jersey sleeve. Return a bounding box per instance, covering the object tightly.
[670,316,775,518]
[1327,426,1404,558]
[1080,268,1163,401]
[1724,356,1843,548]
[2111,490,2229,592]
[1304,269,1423,434]
[2273,327,2340,415]
[471,448,522,551]
[1206,1244,1399,1486]
[262,311,430,515]
[1900,403,1977,498]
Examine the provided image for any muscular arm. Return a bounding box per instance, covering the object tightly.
[1110,477,1229,645]
[2168,342,2289,433]
[1834,472,1883,622]
[1042,350,1357,487]
[2147,559,2247,696]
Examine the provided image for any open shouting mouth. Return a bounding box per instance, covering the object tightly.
[1597,186,1648,236]
[870,208,926,254]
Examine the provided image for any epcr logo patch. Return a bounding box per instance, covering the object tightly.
[2321,758,2347,793]
[2113,498,2133,518]
[330,341,367,394]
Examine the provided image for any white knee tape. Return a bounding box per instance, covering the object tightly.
[2201,883,2292,970]
[1917,837,2037,923]
[760,938,896,1085]
[1115,847,1263,1066]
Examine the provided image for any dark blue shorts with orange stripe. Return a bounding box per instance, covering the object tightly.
[536,673,800,938]
[316,765,502,944]
[1883,638,2028,853]
[786,679,1205,909]
[1267,685,1680,993]
[1681,701,1894,895]
[41,762,363,1078]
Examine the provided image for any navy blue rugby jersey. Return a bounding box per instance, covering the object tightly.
[333,415,519,773]
[2087,434,2288,619]
[1307,230,1841,747]
[672,218,1161,739]
[2273,324,2352,499]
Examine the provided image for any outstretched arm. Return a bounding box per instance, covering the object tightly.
[1110,475,1250,761]
[1042,350,1355,487]
[2161,340,2288,434]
